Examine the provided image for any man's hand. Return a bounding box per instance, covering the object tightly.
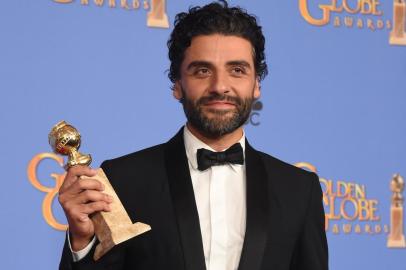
[58,165,113,251]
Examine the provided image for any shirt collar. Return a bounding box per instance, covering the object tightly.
[183,125,246,171]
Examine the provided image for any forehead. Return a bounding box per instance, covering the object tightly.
[182,34,254,65]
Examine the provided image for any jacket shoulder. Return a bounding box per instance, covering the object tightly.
[255,149,317,182]
[99,143,167,178]
[102,143,165,167]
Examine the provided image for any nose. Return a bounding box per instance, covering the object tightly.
[209,70,230,94]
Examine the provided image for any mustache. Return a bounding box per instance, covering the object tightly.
[196,94,242,106]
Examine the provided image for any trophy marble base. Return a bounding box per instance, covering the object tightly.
[88,169,151,261]
[147,14,169,28]
[387,204,406,249]
[389,33,406,46]
[387,236,406,248]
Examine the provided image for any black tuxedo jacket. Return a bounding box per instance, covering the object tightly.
[59,128,328,270]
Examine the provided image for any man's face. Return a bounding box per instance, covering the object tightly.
[174,34,260,138]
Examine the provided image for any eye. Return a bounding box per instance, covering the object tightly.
[231,66,246,76]
[194,68,211,77]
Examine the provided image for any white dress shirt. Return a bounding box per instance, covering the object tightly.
[71,126,247,270]
[183,127,246,270]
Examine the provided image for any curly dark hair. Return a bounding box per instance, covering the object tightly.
[167,0,268,84]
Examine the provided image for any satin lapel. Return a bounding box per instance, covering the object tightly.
[238,141,269,270]
[164,128,206,270]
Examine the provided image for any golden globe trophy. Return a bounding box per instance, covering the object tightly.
[389,0,406,45]
[49,121,151,260]
[147,0,169,28]
[387,174,406,248]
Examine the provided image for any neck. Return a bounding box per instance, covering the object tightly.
[186,123,243,151]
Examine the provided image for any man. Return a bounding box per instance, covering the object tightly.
[58,1,328,270]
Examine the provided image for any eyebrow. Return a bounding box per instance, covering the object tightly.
[226,60,252,69]
[186,61,213,71]
[186,60,253,71]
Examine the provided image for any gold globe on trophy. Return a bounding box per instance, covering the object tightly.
[48,121,92,168]
[49,121,151,260]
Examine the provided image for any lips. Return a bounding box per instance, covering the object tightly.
[197,94,241,111]
[203,101,236,109]
[206,101,236,105]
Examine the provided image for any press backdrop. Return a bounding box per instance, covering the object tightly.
[0,0,405,269]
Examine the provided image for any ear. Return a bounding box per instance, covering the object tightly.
[173,81,183,100]
[253,77,261,99]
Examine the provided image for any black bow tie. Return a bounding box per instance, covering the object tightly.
[196,143,244,171]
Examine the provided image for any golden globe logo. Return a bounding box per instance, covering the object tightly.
[296,162,389,235]
[299,0,406,46]
[28,153,67,231]
[53,0,169,28]
[299,0,387,27]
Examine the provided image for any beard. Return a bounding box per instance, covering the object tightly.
[180,88,255,138]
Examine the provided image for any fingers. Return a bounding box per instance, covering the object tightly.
[70,178,105,195]
[61,165,98,191]
[59,179,110,206]
[69,165,98,178]
[81,201,112,215]
[57,166,111,242]
[59,185,113,224]
[67,201,112,223]
[71,189,113,205]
